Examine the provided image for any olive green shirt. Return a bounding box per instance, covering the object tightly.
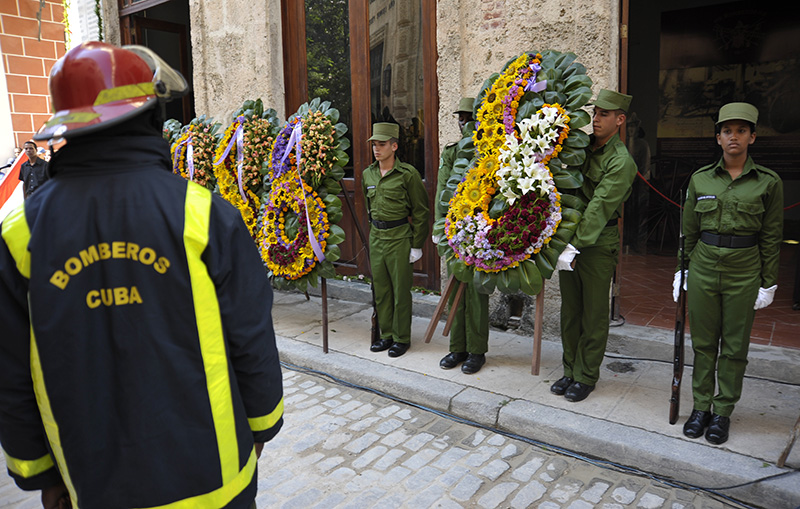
[682,156,783,287]
[362,157,430,248]
[571,133,637,248]
[435,142,458,220]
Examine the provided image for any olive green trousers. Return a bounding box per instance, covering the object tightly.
[369,234,412,344]
[447,279,489,355]
[687,258,759,417]
[558,243,619,385]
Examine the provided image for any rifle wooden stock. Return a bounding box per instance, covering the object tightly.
[670,194,687,425]
[670,274,686,424]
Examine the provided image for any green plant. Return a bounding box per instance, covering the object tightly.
[94,0,103,41]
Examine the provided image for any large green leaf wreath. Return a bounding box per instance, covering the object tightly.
[260,97,349,292]
[432,50,592,295]
[169,114,222,191]
[212,99,283,238]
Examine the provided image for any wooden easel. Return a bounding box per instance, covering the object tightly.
[777,413,800,467]
[303,280,330,353]
[424,276,546,375]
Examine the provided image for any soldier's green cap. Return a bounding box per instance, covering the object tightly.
[716,102,758,125]
[589,89,633,113]
[454,97,475,114]
[368,122,399,141]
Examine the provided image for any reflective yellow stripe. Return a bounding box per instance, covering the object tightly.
[44,112,101,128]
[31,327,79,506]
[94,82,155,106]
[248,397,284,433]
[137,450,256,509]
[2,448,54,478]
[183,182,239,484]
[2,207,78,505]
[1,205,31,278]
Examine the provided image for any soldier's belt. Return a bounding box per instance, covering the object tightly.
[700,231,757,248]
[371,218,408,230]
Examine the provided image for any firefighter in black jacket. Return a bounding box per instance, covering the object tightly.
[0,42,284,509]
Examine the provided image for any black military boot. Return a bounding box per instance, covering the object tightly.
[682,409,711,439]
[705,414,730,445]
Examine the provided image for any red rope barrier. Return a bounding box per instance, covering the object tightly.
[636,171,800,211]
[636,171,683,208]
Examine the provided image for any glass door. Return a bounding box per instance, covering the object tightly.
[282,0,439,289]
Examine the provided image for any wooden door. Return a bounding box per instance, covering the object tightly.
[119,1,193,123]
[282,0,440,290]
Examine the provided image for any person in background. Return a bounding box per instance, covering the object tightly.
[0,41,283,509]
[434,97,490,374]
[4,147,21,167]
[19,140,48,198]
[37,146,51,162]
[676,102,783,445]
[553,89,637,403]
[363,122,429,358]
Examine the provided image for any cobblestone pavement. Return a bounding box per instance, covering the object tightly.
[0,366,742,509]
[255,366,738,509]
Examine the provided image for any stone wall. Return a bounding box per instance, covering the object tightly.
[97,0,621,336]
[436,0,620,147]
[189,0,285,124]
[435,0,622,336]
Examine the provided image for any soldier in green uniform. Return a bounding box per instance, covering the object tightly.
[363,122,430,357]
[676,103,783,445]
[434,97,490,374]
[553,90,637,402]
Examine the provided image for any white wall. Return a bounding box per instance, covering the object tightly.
[0,44,15,160]
[66,0,102,48]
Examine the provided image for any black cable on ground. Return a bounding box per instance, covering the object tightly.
[280,360,799,509]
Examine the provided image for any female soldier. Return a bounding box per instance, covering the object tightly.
[674,102,783,445]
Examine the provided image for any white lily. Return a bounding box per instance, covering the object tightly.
[502,187,519,205]
[534,135,551,152]
[518,176,537,196]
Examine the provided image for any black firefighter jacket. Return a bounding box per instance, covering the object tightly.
[0,135,284,508]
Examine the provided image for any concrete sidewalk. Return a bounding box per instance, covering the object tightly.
[273,280,800,509]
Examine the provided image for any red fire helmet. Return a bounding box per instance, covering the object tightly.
[34,41,187,142]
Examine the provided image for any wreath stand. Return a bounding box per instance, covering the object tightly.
[300,278,329,353]
[777,413,800,467]
[321,278,329,353]
[307,181,382,354]
[423,276,546,375]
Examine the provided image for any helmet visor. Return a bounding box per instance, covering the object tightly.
[122,45,189,101]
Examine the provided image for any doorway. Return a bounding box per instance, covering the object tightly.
[281,0,440,291]
[624,0,800,348]
[119,0,194,125]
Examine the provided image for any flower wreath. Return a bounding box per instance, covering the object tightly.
[260,97,349,292]
[170,115,220,191]
[434,50,594,295]
[262,174,329,280]
[213,99,282,238]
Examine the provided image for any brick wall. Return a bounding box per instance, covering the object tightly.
[1,0,66,147]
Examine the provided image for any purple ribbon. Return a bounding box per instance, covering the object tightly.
[279,121,326,263]
[524,63,547,93]
[187,140,195,180]
[172,135,196,181]
[213,116,247,203]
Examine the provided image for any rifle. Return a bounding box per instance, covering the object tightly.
[338,181,381,345]
[669,189,687,425]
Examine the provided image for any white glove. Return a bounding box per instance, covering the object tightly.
[555,244,579,271]
[672,270,688,302]
[431,235,441,244]
[409,248,423,263]
[754,285,777,310]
